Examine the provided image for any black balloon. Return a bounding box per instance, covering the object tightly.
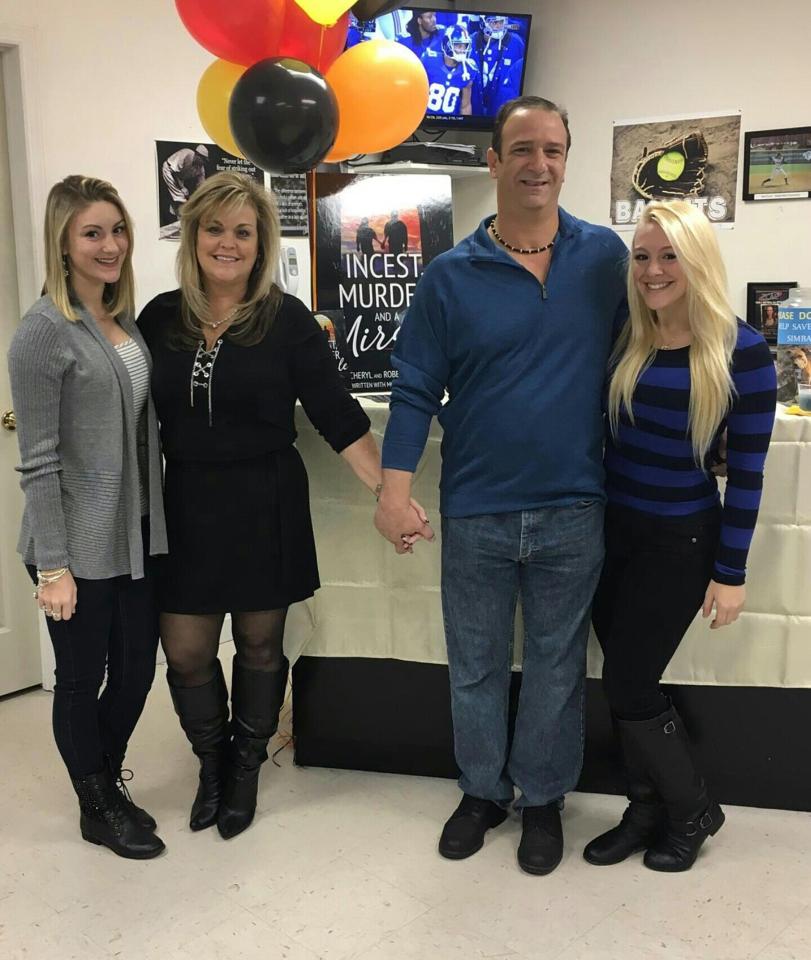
[351,0,404,19]
[229,58,338,174]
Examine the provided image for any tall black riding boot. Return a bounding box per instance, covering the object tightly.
[169,662,230,831]
[104,755,157,831]
[624,703,724,872]
[583,716,665,865]
[217,659,289,840]
[72,770,165,859]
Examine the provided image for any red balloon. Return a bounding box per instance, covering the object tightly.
[278,8,349,73]
[175,0,285,66]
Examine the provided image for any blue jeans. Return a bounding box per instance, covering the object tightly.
[441,502,604,808]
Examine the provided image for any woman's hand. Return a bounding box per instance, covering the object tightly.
[37,572,78,622]
[702,580,744,630]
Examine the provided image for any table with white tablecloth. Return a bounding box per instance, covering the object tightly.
[288,403,811,809]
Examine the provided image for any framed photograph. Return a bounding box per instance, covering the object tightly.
[746,282,797,343]
[742,127,811,201]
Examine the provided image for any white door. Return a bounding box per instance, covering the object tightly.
[0,64,41,694]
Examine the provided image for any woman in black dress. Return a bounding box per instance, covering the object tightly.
[139,172,429,840]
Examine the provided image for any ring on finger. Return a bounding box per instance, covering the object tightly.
[52,612,62,621]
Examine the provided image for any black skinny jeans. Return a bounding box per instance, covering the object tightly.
[29,525,159,779]
[591,503,721,721]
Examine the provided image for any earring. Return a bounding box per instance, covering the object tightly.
[62,254,69,278]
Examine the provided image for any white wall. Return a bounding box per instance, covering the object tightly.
[455,0,811,315]
[2,0,810,317]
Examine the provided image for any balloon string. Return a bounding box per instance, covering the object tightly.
[318,26,325,70]
[309,172,318,310]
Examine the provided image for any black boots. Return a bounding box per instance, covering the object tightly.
[169,662,230,831]
[638,705,724,872]
[217,659,289,840]
[438,794,508,859]
[105,756,157,831]
[583,718,665,866]
[72,770,165,859]
[517,802,564,875]
[583,703,723,872]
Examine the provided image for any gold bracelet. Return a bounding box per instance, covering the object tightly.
[374,482,384,501]
[36,567,69,586]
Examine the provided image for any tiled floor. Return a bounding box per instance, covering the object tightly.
[2,644,810,960]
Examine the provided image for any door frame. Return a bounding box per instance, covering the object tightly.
[1,24,52,688]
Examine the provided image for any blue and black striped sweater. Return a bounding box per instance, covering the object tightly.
[605,320,777,586]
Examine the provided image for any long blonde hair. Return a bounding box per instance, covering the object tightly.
[608,200,737,465]
[174,172,282,348]
[43,176,135,321]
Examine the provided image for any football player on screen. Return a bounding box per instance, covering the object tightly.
[399,10,443,57]
[474,14,526,114]
[422,24,481,117]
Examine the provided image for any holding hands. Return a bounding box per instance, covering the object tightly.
[375,495,435,554]
[373,467,435,554]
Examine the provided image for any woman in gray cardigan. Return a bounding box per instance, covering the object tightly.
[8,176,167,859]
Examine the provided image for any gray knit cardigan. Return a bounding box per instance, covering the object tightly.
[7,295,168,579]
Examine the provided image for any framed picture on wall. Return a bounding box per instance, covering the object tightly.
[742,127,811,201]
[746,282,797,343]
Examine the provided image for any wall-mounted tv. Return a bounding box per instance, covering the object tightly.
[347,9,532,132]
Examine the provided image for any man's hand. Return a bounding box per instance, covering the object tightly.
[702,580,745,629]
[375,496,434,554]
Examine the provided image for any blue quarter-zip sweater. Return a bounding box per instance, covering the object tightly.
[382,210,628,517]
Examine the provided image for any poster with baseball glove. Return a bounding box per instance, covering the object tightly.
[610,112,741,227]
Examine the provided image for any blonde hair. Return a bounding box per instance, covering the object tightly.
[175,172,282,347]
[608,200,737,465]
[43,176,135,321]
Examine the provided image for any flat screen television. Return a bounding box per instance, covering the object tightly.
[346,8,532,132]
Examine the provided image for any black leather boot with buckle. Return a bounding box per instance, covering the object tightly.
[618,702,725,872]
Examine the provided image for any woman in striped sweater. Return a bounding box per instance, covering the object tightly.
[583,200,777,872]
[8,177,166,858]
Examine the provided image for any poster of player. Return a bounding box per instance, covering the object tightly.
[313,173,453,393]
[742,127,811,202]
[610,112,741,227]
[746,281,797,345]
[155,140,264,240]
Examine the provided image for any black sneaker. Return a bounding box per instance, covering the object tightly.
[517,802,563,875]
[438,794,508,860]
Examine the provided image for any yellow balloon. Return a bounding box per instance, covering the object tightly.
[196,59,245,158]
[292,0,353,27]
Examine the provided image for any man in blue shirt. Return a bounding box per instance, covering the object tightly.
[375,96,628,875]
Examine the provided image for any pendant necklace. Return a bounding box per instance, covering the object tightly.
[199,306,238,330]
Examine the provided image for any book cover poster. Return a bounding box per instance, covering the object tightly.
[313,173,453,393]
[156,140,264,240]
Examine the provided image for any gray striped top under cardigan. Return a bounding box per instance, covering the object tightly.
[7,295,168,579]
[114,337,150,513]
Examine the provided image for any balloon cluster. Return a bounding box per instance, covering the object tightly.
[179,0,429,173]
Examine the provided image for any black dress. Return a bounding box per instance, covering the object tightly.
[137,291,370,613]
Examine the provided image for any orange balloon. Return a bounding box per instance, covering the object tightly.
[324,40,428,161]
[197,59,245,158]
